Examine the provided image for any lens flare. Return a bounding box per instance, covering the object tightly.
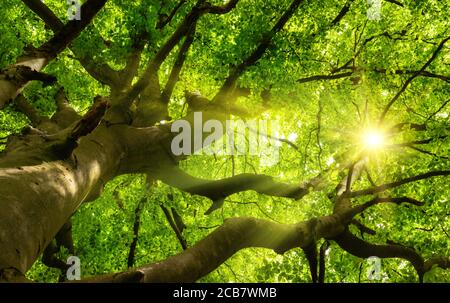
[363,131,384,149]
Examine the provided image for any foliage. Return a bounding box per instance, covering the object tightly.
[1,0,449,282]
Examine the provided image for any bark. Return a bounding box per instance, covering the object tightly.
[0,121,170,277]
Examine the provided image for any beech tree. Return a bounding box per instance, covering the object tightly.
[0,0,449,283]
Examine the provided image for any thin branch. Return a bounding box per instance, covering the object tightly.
[372,69,450,83]
[120,33,149,89]
[351,219,376,236]
[161,22,197,104]
[331,0,354,26]
[388,122,427,133]
[384,0,404,7]
[127,197,147,268]
[298,68,449,85]
[349,171,450,197]
[160,205,188,250]
[317,98,323,170]
[14,94,45,126]
[241,124,301,151]
[227,200,281,223]
[426,99,450,122]
[406,146,449,160]
[297,72,353,83]
[318,240,330,283]
[350,196,425,218]
[156,0,187,30]
[214,0,305,102]
[126,0,239,105]
[379,36,450,124]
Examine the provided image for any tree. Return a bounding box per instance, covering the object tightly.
[0,0,449,283]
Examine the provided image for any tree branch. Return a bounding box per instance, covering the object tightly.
[119,33,148,90]
[297,72,353,83]
[349,171,450,197]
[297,68,449,85]
[155,166,323,215]
[214,0,305,102]
[161,22,197,104]
[13,94,45,126]
[333,229,449,281]
[156,0,187,30]
[80,217,326,282]
[318,240,330,283]
[128,197,147,268]
[0,0,109,109]
[331,0,354,27]
[351,196,425,217]
[350,219,376,236]
[125,0,239,106]
[51,88,81,128]
[379,36,450,123]
[384,0,404,7]
[333,230,425,280]
[372,69,450,83]
[21,0,118,86]
[26,0,108,61]
[21,0,63,30]
[160,204,188,250]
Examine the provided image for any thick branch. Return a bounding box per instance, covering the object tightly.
[25,0,108,62]
[0,0,108,108]
[21,0,118,86]
[155,166,320,214]
[21,0,63,30]
[51,88,81,128]
[119,34,148,90]
[82,217,324,282]
[333,230,425,279]
[334,230,449,281]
